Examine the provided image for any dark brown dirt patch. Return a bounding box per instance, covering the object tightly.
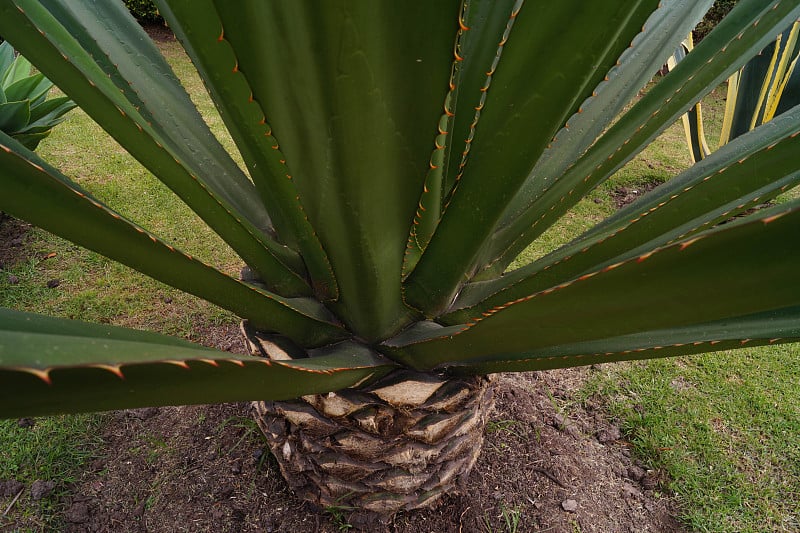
[142,23,175,43]
[0,215,34,271]
[44,353,683,532]
[610,180,663,210]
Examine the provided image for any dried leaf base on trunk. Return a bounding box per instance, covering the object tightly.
[244,324,495,514]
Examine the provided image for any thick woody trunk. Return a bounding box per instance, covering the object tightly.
[243,323,495,514]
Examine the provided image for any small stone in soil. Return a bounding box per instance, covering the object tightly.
[553,413,581,437]
[30,480,56,500]
[46,279,60,288]
[8,274,19,285]
[561,499,578,512]
[596,426,622,443]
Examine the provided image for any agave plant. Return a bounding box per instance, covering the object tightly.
[671,20,800,162]
[0,40,75,150]
[2,0,800,514]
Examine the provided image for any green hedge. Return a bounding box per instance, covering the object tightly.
[123,0,163,25]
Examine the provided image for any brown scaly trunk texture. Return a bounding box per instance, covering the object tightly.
[243,323,495,514]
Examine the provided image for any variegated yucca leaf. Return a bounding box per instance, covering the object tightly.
[722,19,800,144]
[1,0,799,416]
[671,18,800,162]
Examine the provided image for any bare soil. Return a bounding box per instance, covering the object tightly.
[0,214,33,272]
[37,361,682,533]
[609,180,663,210]
[141,23,175,43]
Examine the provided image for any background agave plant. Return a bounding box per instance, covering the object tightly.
[671,19,800,161]
[0,41,76,151]
[1,0,800,514]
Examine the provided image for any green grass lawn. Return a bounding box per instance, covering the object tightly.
[584,348,800,533]
[1,38,798,532]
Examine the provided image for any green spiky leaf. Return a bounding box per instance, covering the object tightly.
[0,1,798,418]
[0,309,395,417]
